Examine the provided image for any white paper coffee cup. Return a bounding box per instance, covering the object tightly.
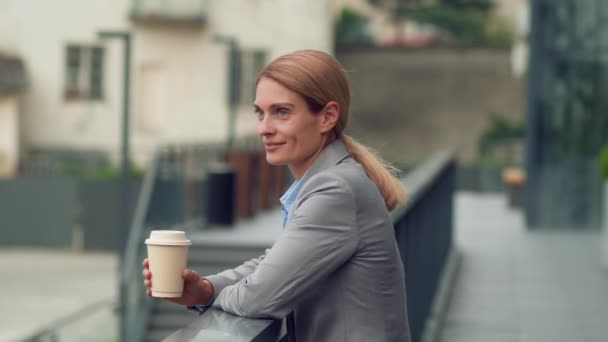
[145,230,192,298]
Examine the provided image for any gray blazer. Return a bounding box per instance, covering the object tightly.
[206,139,411,342]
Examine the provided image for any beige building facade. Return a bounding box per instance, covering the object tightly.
[0,0,333,168]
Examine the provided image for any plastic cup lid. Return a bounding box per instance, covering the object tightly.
[145,230,192,246]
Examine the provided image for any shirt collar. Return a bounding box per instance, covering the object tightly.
[280,177,303,213]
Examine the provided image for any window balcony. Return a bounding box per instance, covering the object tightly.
[130,0,208,27]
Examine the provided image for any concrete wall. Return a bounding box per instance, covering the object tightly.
[336,48,525,164]
[0,95,19,177]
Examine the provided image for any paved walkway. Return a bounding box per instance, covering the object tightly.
[0,249,117,342]
[440,193,608,342]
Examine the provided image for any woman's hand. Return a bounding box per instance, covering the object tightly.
[143,258,214,307]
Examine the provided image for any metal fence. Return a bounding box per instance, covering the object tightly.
[0,177,76,248]
[0,177,140,251]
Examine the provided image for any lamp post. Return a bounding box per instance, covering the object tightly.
[97,30,131,342]
[214,35,240,150]
[97,31,132,258]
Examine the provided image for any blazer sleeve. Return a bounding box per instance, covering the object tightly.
[211,172,359,319]
[205,250,269,297]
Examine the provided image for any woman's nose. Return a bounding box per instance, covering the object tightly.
[256,115,275,136]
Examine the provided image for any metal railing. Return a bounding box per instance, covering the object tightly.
[120,151,160,342]
[392,150,456,342]
[162,150,456,342]
[161,307,281,342]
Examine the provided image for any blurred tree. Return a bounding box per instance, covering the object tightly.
[334,8,374,47]
[369,0,512,47]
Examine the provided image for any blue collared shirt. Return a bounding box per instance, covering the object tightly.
[280,178,304,228]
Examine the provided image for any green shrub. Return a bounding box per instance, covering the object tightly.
[477,113,525,166]
[334,7,374,47]
[60,159,144,180]
[600,143,608,180]
[478,113,524,154]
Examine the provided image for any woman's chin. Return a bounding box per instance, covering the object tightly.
[265,154,286,166]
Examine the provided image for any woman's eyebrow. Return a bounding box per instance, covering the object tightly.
[254,102,295,111]
[270,102,294,109]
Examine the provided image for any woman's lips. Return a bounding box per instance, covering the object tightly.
[264,142,285,151]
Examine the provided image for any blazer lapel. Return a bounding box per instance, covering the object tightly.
[285,139,351,223]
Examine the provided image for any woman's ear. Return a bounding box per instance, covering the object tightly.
[320,101,340,134]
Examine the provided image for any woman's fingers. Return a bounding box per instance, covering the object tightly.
[182,268,199,281]
[142,269,151,279]
[143,259,153,296]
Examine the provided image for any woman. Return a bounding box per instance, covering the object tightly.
[144,49,411,341]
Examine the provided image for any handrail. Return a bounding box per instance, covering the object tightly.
[162,308,281,342]
[391,149,456,342]
[391,149,454,221]
[120,151,160,342]
[122,152,159,281]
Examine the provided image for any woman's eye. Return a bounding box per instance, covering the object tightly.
[254,110,264,119]
[277,109,289,117]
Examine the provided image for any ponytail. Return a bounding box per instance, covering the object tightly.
[341,135,406,211]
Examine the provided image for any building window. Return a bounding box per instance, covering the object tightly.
[239,50,267,105]
[64,45,104,100]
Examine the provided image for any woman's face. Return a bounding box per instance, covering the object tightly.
[254,77,335,179]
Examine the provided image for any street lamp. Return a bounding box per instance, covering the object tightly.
[97,30,132,258]
[214,35,240,150]
[97,30,131,342]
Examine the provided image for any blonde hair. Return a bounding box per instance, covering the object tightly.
[257,49,405,210]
